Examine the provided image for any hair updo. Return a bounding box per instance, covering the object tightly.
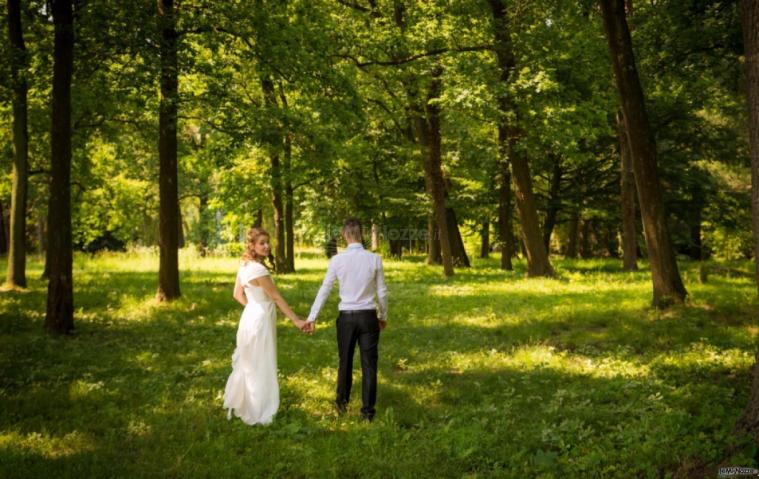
[242,227,271,267]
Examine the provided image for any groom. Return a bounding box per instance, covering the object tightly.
[305,218,388,421]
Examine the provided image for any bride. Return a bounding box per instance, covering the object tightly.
[223,227,307,425]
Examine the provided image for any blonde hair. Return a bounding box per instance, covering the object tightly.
[242,227,271,266]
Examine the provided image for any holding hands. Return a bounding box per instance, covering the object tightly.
[291,316,315,335]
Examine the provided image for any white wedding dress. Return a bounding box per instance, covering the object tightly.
[223,261,279,425]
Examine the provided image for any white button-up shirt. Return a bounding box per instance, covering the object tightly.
[307,242,388,322]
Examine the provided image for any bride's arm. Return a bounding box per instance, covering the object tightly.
[233,276,247,306]
[255,276,305,328]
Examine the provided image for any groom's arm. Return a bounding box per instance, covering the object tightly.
[307,260,337,323]
[375,256,388,324]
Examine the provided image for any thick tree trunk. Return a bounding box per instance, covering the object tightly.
[542,155,562,254]
[601,0,687,307]
[422,65,454,277]
[497,130,514,270]
[6,0,28,287]
[618,111,639,271]
[261,76,286,274]
[44,0,74,334]
[156,0,180,301]
[737,0,759,447]
[481,220,490,259]
[748,0,759,298]
[489,0,554,277]
[566,210,579,258]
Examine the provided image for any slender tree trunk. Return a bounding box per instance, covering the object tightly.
[601,0,687,307]
[261,76,286,273]
[618,111,639,271]
[422,65,454,277]
[427,212,441,265]
[542,155,562,253]
[738,0,759,443]
[0,200,6,255]
[253,208,263,228]
[446,206,470,267]
[497,130,514,270]
[481,220,490,258]
[489,0,554,277]
[284,133,295,273]
[689,206,702,260]
[198,192,209,256]
[44,0,74,334]
[580,219,592,259]
[566,210,579,258]
[156,0,180,301]
[371,223,380,251]
[6,0,28,287]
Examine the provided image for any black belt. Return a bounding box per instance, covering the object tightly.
[339,309,376,315]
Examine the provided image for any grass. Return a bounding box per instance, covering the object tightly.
[0,250,757,478]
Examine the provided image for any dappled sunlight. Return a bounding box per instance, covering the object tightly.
[0,430,97,460]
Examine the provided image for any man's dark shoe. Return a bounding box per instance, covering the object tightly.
[334,401,348,415]
[361,413,374,423]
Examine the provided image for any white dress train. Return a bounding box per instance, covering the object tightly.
[223,261,279,425]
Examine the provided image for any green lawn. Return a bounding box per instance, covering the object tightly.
[1,251,757,478]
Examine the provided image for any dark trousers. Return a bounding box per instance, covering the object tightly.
[336,310,380,418]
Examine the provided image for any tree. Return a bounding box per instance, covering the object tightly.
[737,0,759,446]
[44,0,74,334]
[5,0,28,288]
[488,0,554,277]
[600,0,687,307]
[617,111,638,271]
[156,0,180,301]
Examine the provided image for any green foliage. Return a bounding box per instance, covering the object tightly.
[1,253,757,477]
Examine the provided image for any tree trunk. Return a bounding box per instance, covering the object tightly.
[6,0,28,287]
[253,208,263,228]
[427,212,441,265]
[618,110,638,271]
[601,0,687,307]
[371,223,380,251]
[156,0,180,301]
[689,206,702,260]
[542,155,562,254]
[422,65,454,277]
[566,210,579,258]
[481,220,490,258]
[261,76,286,274]
[284,133,295,273]
[489,0,554,277]
[580,219,592,259]
[747,0,759,297]
[738,0,759,444]
[0,200,7,255]
[446,206,470,267]
[44,0,74,334]
[198,191,209,256]
[497,131,514,270]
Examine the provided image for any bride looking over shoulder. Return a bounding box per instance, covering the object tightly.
[223,227,307,426]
